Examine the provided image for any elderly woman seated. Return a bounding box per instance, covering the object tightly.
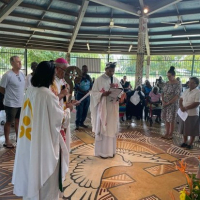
[148,86,162,123]
[126,86,145,120]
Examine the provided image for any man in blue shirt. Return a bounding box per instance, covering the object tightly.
[75,65,92,130]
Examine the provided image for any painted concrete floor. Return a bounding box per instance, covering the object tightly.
[0,114,200,200]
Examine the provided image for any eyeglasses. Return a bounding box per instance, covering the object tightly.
[57,66,66,72]
[16,75,21,82]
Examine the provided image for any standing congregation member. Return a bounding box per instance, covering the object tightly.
[161,66,182,139]
[90,62,121,158]
[179,77,200,150]
[50,58,74,152]
[0,56,25,148]
[143,80,152,96]
[12,61,69,200]
[156,76,165,93]
[75,65,92,130]
[25,62,38,89]
[120,76,131,93]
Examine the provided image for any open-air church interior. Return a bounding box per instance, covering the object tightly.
[0,0,200,199]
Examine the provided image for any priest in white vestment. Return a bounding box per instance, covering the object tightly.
[90,62,122,158]
[50,58,74,152]
[12,61,69,200]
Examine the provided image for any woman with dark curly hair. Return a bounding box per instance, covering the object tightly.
[161,66,182,139]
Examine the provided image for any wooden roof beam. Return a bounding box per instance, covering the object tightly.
[68,0,89,53]
[0,0,23,23]
[147,0,182,16]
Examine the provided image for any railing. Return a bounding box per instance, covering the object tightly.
[0,48,26,77]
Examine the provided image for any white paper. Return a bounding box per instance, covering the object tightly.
[108,88,123,99]
[178,108,188,121]
[130,91,140,105]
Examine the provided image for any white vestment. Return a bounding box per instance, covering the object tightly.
[90,74,121,157]
[50,76,71,152]
[12,87,69,200]
[25,73,32,89]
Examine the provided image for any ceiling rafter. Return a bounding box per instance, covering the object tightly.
[147,0,182,16]
[77,29,200,37]
[9,13,75,26]
[0,27,71,39]
[0,0,199,55]
[174,4,194,53]
[1,41,200,55]
[25,0,55,46]
[89,0,140,17]
[1,20,72,33]
[151,9,200,19]
[57,0,82,6]
[0,0,79,17]
[21,2,78,17]
[7,12,200,29]
[0,34,69,45]
[68,0,89,53]
[0,0,23,23]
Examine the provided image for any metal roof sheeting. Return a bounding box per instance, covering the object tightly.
[0,0,200,55]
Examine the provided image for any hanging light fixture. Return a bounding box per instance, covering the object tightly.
[30,28,45,32]
[86,42,90,51]
[143,8,149,14]
[128,44,133,52]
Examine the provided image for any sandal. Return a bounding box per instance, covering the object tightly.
[3,144,15,149]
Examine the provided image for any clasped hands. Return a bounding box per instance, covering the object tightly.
[179,99,187,112]
[162,101,170,107]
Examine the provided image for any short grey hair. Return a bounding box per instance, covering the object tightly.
[10,56,19,64]
[190,77,199,86]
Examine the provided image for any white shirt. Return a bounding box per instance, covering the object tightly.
[25,73,32,89]
[0,70,25,107]
[182,88,200,116]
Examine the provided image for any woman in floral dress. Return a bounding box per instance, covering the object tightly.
[161,66,182,139]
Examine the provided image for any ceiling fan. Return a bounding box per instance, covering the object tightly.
[96,19,127,29]
[161,16,199,28]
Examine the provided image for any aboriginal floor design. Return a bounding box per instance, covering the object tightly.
[0,116,200,200]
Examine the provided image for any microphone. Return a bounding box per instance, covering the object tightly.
[111,76,113,84]
[61,85,67,102]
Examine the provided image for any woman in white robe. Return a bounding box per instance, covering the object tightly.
[90,62,121,158]
[12,61,69,200]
